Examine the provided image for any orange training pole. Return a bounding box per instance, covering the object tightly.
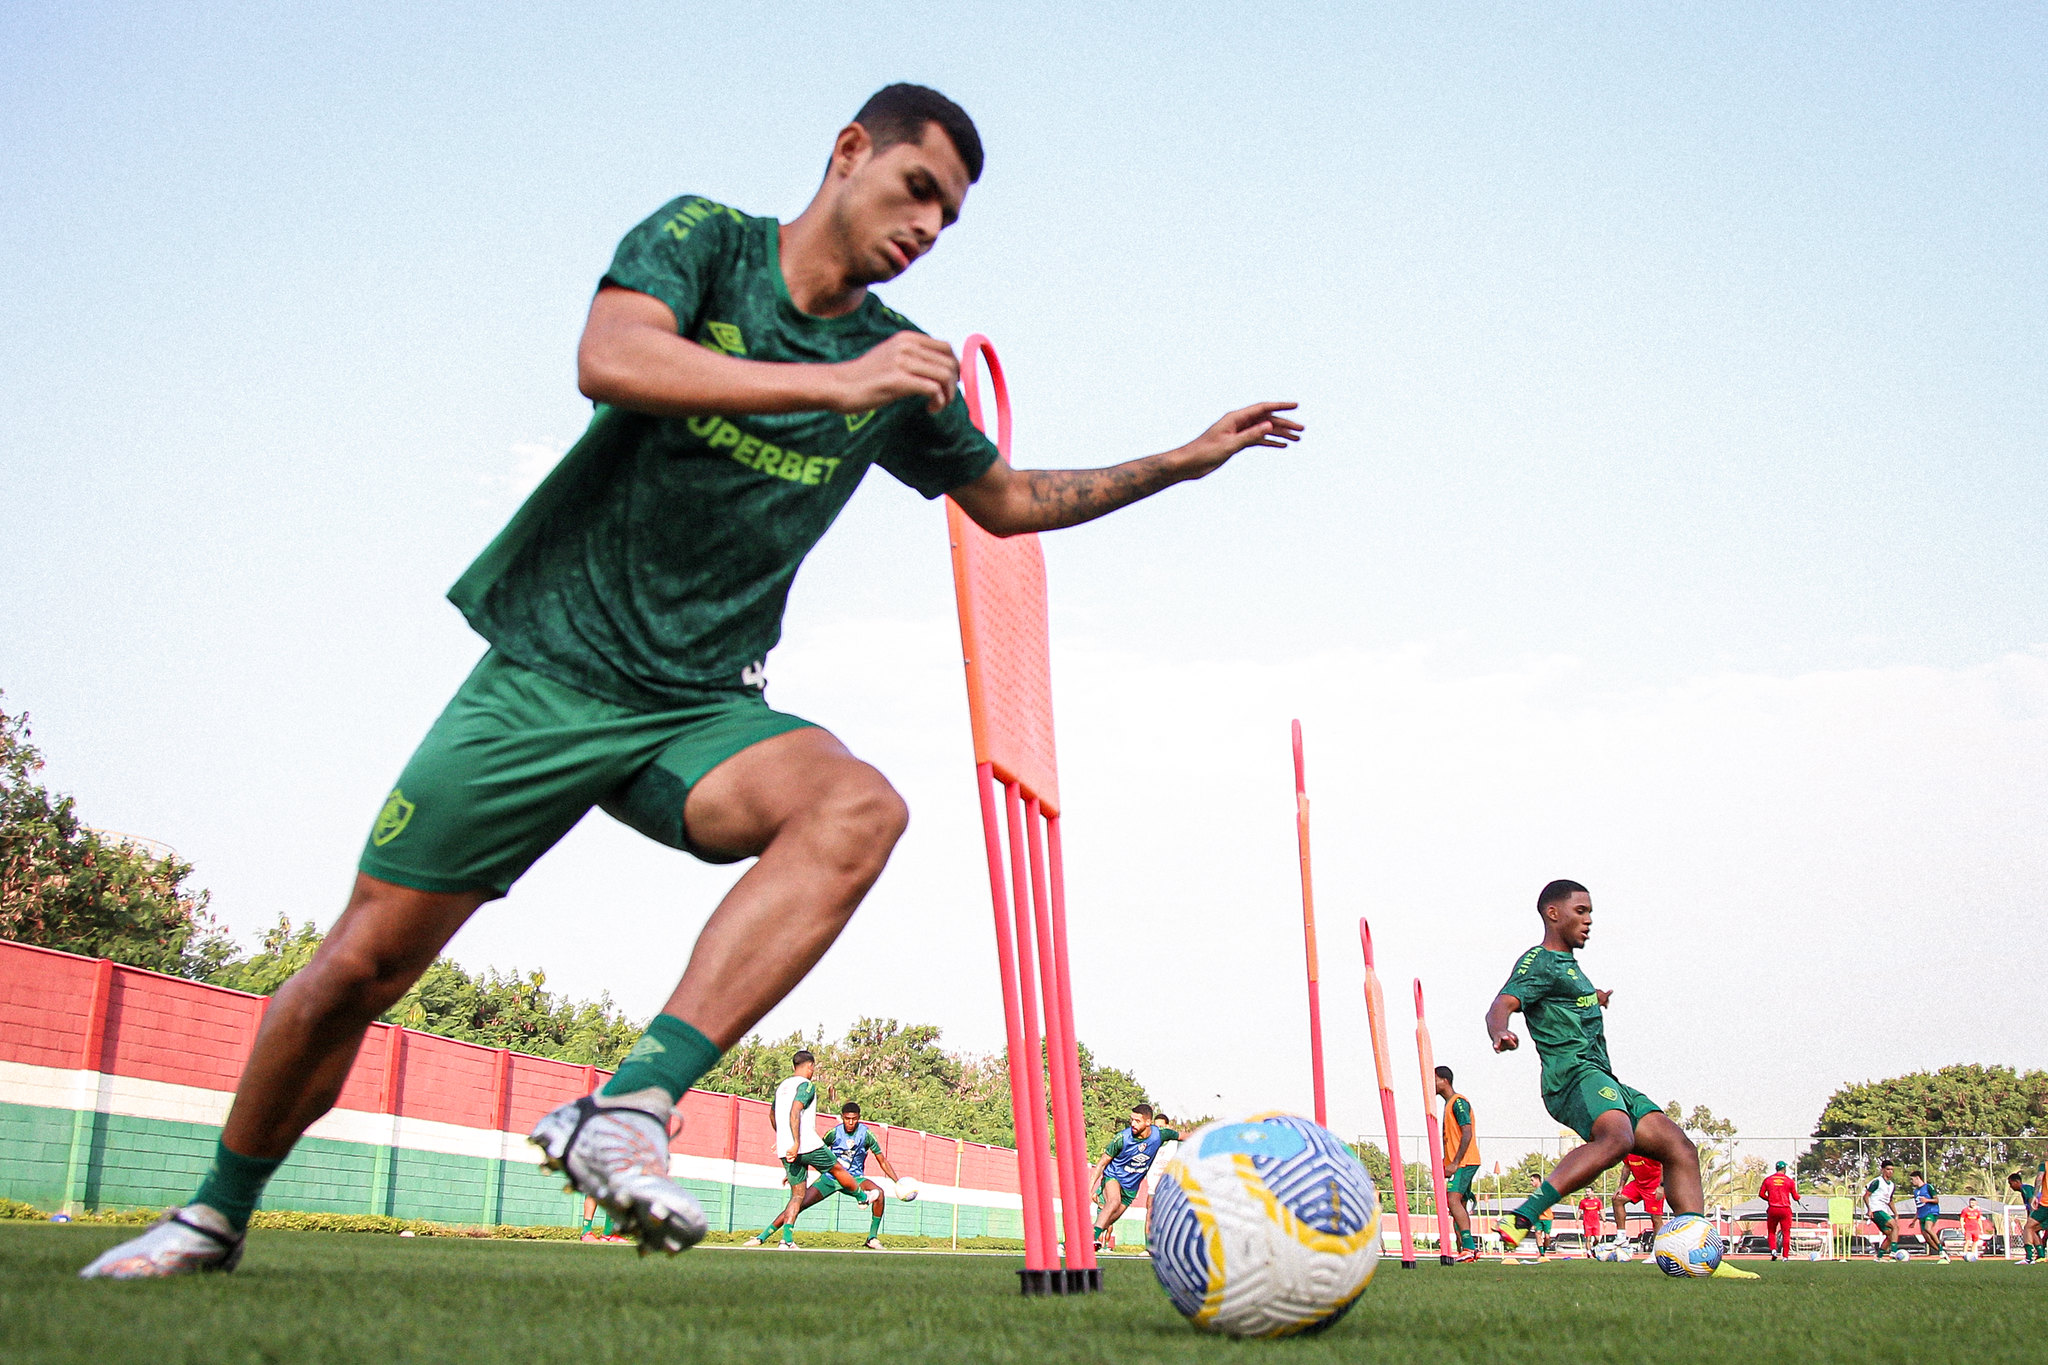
[1360,919,1416,1267]
[1413,979,1456,1265]
[1292,720,1327,1127]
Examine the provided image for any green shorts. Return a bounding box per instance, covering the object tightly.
[359,650,815,894]
[1871,1209,1894,1232]
[783,1147,840,1185]
[1448,1165,1479,1199]
[1544,1071,1661,1143]
[2028,1207,2048,1231]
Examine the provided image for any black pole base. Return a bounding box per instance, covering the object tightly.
[1017,1267,1103,1295]
[1400,1259,1417,1269]
[1439,1254,1455,1266]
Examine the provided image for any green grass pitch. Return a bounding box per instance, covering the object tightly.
[2,1225,2035,1364]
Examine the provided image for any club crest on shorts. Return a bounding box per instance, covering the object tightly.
[372,789,416,846]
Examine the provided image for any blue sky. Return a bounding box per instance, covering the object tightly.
[3,3,2043,1147]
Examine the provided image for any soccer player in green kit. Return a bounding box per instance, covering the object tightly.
[1483,880,1757,1279]
[82,83,1302,1279]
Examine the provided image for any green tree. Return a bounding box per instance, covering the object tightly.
[1798,1065,2048,1196]
[0,695,232,979]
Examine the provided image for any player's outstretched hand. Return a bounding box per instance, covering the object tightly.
[1491,1028,1520,1053]
[832,332,959,414]
[1596,989,1613,1008]
[1167,402,1303,481]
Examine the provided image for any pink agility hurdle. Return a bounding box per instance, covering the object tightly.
[945,335,1099,1295]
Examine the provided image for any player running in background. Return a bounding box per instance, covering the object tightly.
[1484,880,1757,1279]
[81,82,1303,1279]
[751,1099,903,1250]
[1434,1066,1484,1261]
[1864,1161,1899,1260]
[1576,1191,1604,1249]
[746,1051,873,1249]
[2007,1169,2045,1263]
[1611,1152,1665,1251]
[1091,1105,1180,1251]
[1908,1169,1948,1262]
[1759,1161,1798,1260]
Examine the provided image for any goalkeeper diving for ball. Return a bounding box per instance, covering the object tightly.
[81,82,1301,1279]
[1483,879,1757,1280]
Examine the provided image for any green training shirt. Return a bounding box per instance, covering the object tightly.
[1500,946,1614,1099]
[449,194,1000,709]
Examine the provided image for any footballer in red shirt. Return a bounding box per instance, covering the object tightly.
[1759,1161,1799,1259]
[1611,1152,1665,1247]
[1577,1193,1604,1244]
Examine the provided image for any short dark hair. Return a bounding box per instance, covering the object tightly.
[1910,1169,1923,1179]
[1880,1159,1894,1168]
[854,83,984,182]
[2013,1171,2027,1182]
[1435,1065,1454,1085]
[1538,879,1588,912]
[792,1049,815,1067]
[842,1101,860,1117]
[1132,1103,1154,1119]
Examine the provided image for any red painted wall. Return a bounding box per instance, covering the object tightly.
[0,939,1020,1193]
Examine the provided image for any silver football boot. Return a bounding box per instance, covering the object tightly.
[79,1204,244,1279]
[529,1094,707,1255]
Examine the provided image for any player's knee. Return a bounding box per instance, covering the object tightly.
[282,939,423,1028]
[810,767,908,877]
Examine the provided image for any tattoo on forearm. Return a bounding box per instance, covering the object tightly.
[1019,459,1175,532]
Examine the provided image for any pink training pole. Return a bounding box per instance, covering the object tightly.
[1414,980,1456,1265]
[1292,721,1328,1127]
[976,765,1052,1272]
[1359,919,1416,1267]
[1005,782,1061,1261]
[1026,799,1091,1268]
[1045,815,1097,1274]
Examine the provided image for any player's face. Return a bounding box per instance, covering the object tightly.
[1131,1111,1151,1137]
[841,1113,858,1131]
[828,122,970,286]
[1550,892,1593,948]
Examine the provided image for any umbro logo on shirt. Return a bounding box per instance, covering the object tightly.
[701,321,747,355]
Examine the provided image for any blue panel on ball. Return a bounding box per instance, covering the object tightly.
[1256,1117,1378,1236]
[1148,1172,1211,1319]
[1198,1120,1308,1162]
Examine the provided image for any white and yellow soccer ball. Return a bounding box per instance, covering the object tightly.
[1148,1113,1381,1338]
[1652,1213,1724,1278]
[893,1176,919,1203]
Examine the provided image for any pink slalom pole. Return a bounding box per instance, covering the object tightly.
[1414,980,1457,1264]
[1045,815,1097,1274]
[1027,800,1091,1269]
[976,765,1051,1271]
[1291,721,1328,1127]
[1005,782,1060,1261]
[1359,918,1416,1267]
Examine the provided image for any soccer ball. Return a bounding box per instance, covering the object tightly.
[1963,1249,1981,1263]
[894,1176,919,1203]
[1148,1112,1382,1338]
[1594,1241,1632,1263]
[1893,1248,1911,1262]
[1651,1213,1724,1279]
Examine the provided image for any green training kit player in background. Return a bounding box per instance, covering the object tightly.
[1483,879,1758,1280]
[82,82,1304,1280]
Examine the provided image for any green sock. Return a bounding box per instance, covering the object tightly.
[1460,1230,1477,1250]
[781,1224,795,1244]
[191,1140,283,1233]
[1513,1181,1562,1226]
[760,1222,779,1241]
[601,1014,722,1105]
[869,1213,883,1238]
